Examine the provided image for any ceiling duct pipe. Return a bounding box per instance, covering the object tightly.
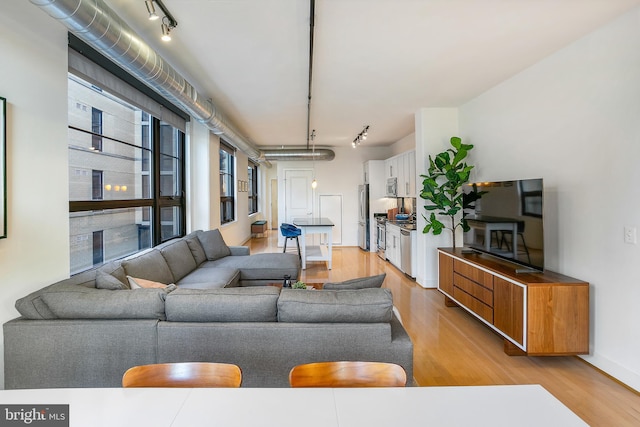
[30,0,268,162]
[261,148,335,162]
[30,0,335,163]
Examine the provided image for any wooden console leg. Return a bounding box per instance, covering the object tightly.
[504,339,527,356]
[444,296,458,307]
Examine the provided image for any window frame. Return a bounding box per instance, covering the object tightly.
[248,160,258,215]
[219,140,236,224]
[69,76,186,274]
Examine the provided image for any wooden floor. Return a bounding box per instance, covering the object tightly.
[248,231,640,426]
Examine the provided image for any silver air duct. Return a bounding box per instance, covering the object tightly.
[261,148,335,162]
[30,0,333,163]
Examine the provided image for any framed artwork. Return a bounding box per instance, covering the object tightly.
[0,96,5,238]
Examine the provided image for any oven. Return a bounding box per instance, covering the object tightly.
[376,216,387,259]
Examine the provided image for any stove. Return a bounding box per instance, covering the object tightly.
[374,214,387,259]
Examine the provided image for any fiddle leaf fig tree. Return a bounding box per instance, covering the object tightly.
[420,136,480,248]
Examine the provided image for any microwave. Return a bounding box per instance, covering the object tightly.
[386,177,397,197]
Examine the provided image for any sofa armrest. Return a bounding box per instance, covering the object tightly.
[228,246,250,256]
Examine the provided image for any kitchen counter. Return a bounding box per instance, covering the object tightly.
[386,220,417,231]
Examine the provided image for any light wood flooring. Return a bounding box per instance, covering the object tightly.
[248,231,640,426]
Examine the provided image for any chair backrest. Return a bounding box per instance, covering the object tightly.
[280,223,301,237]
[289,361,407,388]
[122,362,242,388]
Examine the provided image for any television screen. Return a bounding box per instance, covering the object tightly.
[462,178,544,271]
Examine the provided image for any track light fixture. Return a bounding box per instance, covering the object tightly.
[161,17,172,41]
[144,0,178,41]
[145,1,159,20]
[352,125,370,148]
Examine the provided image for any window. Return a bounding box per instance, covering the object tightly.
[68,74,185,274]
[91,107,103,151]
[219,140,235,224]
[92,230,104,266]
[91,170,103,200]
[248,160,258,215]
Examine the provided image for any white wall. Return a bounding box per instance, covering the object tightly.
[186,120,214,232]
[458,7,640,391]
[0,2,70,388]
[414,109,459,288]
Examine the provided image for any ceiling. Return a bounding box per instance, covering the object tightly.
[105,0,640,149]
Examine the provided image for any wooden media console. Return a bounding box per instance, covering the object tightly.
[438,248,589,356]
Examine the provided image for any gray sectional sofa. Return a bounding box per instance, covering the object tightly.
[3,229,413,389]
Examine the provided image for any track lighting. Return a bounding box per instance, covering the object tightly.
[352,125,370,148]
[144,0,178,41]
[145,1,159,20]
[161,19,172,41]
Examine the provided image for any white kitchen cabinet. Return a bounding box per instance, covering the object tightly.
[363,160,385,199]
[403,150,416,197]
[384,157,399,179]
[385,223,401,269]
[388,150,416,198]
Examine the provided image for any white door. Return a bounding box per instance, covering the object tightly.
[284,169,314,223]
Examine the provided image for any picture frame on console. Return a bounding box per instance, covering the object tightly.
[0,96,6,239]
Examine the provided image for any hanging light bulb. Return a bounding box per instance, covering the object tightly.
[145,1,159,20]
[161,22,172,41]
[311,179,318,189]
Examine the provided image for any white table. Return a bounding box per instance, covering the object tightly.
[0,385,587,427]
[293,217,334,270]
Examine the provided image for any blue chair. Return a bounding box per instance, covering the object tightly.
[280,223,301,259]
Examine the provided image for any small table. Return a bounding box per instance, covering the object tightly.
[269,282,324,290]
[293,217,335,270]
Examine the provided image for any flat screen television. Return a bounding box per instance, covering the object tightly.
[462,178,544,272]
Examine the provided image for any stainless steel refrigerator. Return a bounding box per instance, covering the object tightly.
[358,184,369,250]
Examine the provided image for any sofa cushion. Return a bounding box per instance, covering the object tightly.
[97,261,128,285]
[323,273,386,290]
[197,229,232,261]
[277,288,393,323]
[38,288,170,320]
[160,240,197,281]
[15,271,97,319]
[127,276,174,289]
[96,270,129,290]
[175,267,240,289]
[203,253,300,281]
[165,287,280,322]
[185,233,207,265]
[122,250,174,285]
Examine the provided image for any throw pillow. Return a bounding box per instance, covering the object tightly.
[121,250,174,285]
[322,273,386,290]
[96,270,129,290]
[185,235,207,265]
[127,276,174,290]
[197,229,232,261]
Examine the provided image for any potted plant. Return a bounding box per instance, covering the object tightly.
[292,281,308,289]
[419,136,482,248]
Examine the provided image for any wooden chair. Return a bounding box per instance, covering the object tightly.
[289,361,407,388]
[122,362,242,388]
